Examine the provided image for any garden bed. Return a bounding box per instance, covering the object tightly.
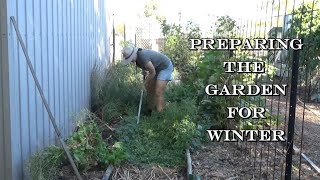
[55,110,190,180]
[27,62,206,180]
[58,163,185,180]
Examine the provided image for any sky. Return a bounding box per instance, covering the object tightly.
[106,0,311,39]
[106,0,271,40]
[106,0,312,54]
[108,0,259,25]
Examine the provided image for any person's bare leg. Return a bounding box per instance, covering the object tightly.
[155,80,169,112]
[146,79,156,111]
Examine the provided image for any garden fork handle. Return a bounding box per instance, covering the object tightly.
[137,70,147,124]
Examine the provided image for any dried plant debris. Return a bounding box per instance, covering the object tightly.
[111,163,185,180]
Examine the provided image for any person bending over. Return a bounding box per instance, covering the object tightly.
[121,47,174,114]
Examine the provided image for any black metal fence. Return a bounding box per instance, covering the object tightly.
[226,0,320,179]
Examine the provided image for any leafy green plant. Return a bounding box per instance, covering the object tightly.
[165,83,196,103]
[160,21,202,82]
[184,50,236,128]
[27,110,127,178]
[67,112,127,171]
[215,15,237,37]
[286,1,320,98]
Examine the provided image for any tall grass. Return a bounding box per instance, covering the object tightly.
[91,62,144,122]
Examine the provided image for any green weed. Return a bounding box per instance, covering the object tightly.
[116,99,202,168]
[26,146,66,180]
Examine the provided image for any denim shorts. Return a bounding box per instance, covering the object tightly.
[155,61,173,81]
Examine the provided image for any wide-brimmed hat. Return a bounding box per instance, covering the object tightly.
[122,47,138,65]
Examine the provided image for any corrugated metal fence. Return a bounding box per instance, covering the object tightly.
[0,0,110,179]
[1,0,12,179]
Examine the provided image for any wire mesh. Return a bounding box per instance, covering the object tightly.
[129,0,320,178]
[224,0,320,179]
[134,19,165,51]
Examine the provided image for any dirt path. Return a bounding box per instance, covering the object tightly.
[266,95,320,173]
[191,95,320,179]
[192,140,318,179]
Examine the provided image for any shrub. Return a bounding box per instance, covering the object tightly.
[185,50,234,128]
[161,21,202,82]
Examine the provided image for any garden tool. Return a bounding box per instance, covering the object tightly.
[137,71,147,124]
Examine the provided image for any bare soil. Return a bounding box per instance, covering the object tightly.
[191,94,320,180]
[266,95,320,177]
[192,140,319,180]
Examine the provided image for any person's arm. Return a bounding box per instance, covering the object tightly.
[144,61,156,85]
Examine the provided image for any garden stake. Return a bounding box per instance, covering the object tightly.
[137,71,146,124]
[186,149,192,179]
[137,89,144,124]
[10,16,83,180]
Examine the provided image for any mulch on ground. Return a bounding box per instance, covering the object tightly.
[192,140,318,179]
[59,163,185,180]
[266,95,320,176]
